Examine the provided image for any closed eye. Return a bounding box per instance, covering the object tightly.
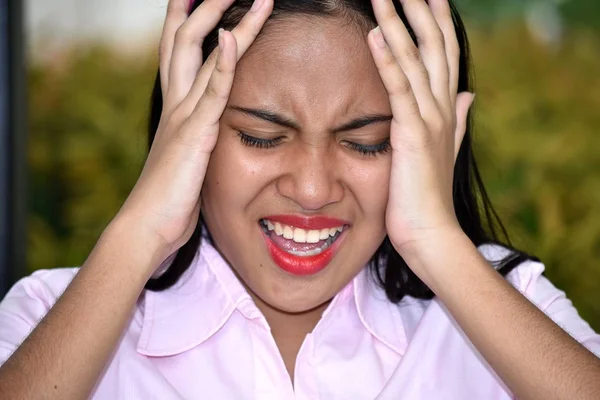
[238,131,391,156]
[344,140,391,156]
[237,132,283,149]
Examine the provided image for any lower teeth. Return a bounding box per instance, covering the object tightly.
[261,220,340,257]
[287,242,330,257]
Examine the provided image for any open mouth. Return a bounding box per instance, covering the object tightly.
[259,219,344,257]
[258,217,349,276]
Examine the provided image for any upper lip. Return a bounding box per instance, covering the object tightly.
[262,215,350,230]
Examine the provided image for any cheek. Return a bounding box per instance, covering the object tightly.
[345,157,391,217]
[203,130,276,208]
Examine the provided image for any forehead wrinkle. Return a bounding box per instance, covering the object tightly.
[230,17,388,133]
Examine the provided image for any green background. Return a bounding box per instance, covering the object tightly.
[25,1,600,331]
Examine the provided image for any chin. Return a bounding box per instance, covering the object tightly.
[251,275,333,314]
[265,293,330,314]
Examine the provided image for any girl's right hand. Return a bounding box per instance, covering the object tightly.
[115,0,273,265]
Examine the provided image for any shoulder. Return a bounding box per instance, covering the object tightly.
[477,243,544,295]
[0,268,80,364]
[0,268,79,348]
[477,243,600,355]
[1,268,80,310]
[476,243,574,312]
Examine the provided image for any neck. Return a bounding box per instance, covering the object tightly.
[251,292,332,384]
[256,295,331,336]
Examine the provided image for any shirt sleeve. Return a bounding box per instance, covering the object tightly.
[0,268,78,366]
[478,244,600,358]
[512,260,600,358]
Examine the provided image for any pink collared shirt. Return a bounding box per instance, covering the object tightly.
[1,242,599,399]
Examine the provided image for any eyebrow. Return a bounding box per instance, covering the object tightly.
[228,106,392,133]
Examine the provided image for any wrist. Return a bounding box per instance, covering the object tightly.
[101,214,170,279]
[393,227,476,284]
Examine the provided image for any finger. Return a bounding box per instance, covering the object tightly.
[398,0,451,112]
[166,0,237,109]
[453,92,475,162]
[159,0,190,95]
[183,0,273,109]
[429,0,460,109]
[182,30,238,154]
[368,27,429,149]
[371,0,439,121]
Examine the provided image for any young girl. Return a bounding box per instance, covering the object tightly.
[1,0,599,398]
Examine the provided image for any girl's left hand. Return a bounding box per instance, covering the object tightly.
[367,0,475,260]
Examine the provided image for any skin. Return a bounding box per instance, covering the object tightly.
[0,1,274,398]
[366,0,600,398]
[0,0,599,399]
[201,18,392,376]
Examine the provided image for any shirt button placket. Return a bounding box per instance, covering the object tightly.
[250,321,295,399]
[293,333,320,400]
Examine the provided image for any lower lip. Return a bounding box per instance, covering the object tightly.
[260,228,346,276]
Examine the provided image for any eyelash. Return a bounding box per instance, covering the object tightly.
[344,140,391,156]
[237,132,391,156]
[237,132,283,149]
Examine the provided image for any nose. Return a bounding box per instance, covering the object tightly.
[276,146,344,211]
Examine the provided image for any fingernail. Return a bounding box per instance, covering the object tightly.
[218,28,225,51]
[251,0,264,12]
[373,26,386,49]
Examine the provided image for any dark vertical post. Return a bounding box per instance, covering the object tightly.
[0,0,27,296]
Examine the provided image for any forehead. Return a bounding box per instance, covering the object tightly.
[229,16,390,119]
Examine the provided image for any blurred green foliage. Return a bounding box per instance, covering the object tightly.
[28,48,152,270]
[458,0,600,31]
[470,24,600,332]
[26,23,600,331]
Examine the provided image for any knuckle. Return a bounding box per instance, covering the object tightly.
[429,28,445,49]
[403,45,422,63]
[174,24,193,44]
[406,101,422,119]
[419,66,431,83]
[172,119,206,146]
[214,59,234,77]
[214,60,227,75]
[169,104,190,124]
[393,128,431,152]
[205,50,217,66]
[382,51,397,68]
[382,6,401,23]
[203,82,223,100]
[233,20,260,44]
[204,82,229,100]
[427,112,446,133]
[412,131,436,151]
[171,127,192,148]
[390,78,413,97]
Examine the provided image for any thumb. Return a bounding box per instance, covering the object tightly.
[454,92,476,162]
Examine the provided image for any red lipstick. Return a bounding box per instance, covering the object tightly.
[259,215,349,276]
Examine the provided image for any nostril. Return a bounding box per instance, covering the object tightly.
[274,156,344,210]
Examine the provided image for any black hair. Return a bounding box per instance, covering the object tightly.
[144,0,539,302]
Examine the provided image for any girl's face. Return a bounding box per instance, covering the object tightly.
[202,18,392,313]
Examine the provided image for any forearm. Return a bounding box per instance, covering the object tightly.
[0,217,163,400]
[402,231,600,400]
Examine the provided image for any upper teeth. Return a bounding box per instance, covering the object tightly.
[263,219,343,244]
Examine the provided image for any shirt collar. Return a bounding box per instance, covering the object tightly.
[352,267,408,355]
[137,240,408,357]
[137,239,259,357]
